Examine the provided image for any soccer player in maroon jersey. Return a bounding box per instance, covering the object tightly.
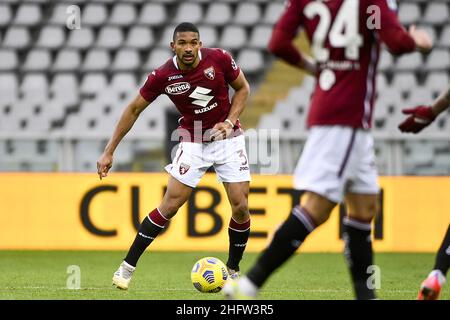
[223,0,433,299]
[97,23,252,290]
[398,86,450,300]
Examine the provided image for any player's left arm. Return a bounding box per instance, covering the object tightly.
[210,71,250,141]
[398,85,450,134]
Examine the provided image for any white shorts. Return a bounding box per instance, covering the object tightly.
[165,135,251,188]
[294,126,380,203]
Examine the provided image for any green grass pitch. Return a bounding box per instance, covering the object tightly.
[0,251,448,300]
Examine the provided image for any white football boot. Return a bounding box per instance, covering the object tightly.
[227,267,240,280]
[112,261,136,290]
[222,276,258,300]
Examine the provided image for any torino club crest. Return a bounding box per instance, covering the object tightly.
[179,163,190,175]
[204,66,215,80]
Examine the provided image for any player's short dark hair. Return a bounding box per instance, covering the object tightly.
[173,22,200,41]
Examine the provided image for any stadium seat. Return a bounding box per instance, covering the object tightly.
[220,26,247,50]
[398,3,420,25]
[14,4,42,26]
[20,73,48,104]
[144,48,172,71]
[425,50,450,71]
[204,3,232,26]
[440,26,450,48]
[80,73,108,96]
[25,116,51,132]
[376,73,388,93]
[391,73,418,94]
[395,52,423,71]
[0,4,12,27]
[234,3,262,26]
[36,26,65,49]
[139,3,167,26]
[112,49,140,71]
[378,51,393,71]
[0,50,18,71]
[125,26,154,49]
[66,28,95,49]
[249,25,273,49]
[39,99,66,123]
[237,49,264,74]
[2,27,31,49]
[109,3,137,26]
[158,24,179,46]
[197,25,218,48]
[173,3,203,24]
[424,72,450,93]
[406,88,434,106]
[96,26,124,49]
[82,49,111,72]
[82,3,108,27]
[49,4,71,25]
[110,73,138,95]
[263,2,286,24]
[22,49,52,72]
[0,73,18,106]
[53,49,81,72]
[423,2,449,25]
[50,74,79,106]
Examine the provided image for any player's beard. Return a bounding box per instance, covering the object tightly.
[179,53,197,67]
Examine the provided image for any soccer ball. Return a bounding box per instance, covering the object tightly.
[191,257,229,293]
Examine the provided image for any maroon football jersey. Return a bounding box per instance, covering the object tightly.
[275,0,415,128]
[140,47,242,142]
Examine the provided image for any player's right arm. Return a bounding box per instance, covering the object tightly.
[268,0,317,75]
[399,85,450,134]
[97,94,150,179]
[373,0,432,54]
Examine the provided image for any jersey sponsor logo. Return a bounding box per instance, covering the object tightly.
[194,102,218,114]
[179,163,190,175]
[168,74,183,81]
[203,66,215,80]
[189,86,214,107]
[165,82,191,95]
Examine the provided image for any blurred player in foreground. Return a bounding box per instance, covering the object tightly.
[224,0,432,300]
[97,22,251,290]
[399,85,450,300]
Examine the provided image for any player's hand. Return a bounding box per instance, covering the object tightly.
[409,25,433,54]
[97,152,113,180]
[398,105,436,134]
[210,121,233,141]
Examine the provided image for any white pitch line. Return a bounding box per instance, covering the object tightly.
[0,287,418,293]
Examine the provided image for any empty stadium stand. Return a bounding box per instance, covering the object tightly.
[0,0,449,175]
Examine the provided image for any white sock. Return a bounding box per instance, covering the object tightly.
[122,261,136,271]
[429,270,446,286]
[239,276,258,297]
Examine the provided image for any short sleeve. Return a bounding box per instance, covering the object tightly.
[274,0,303,39]
[139,70,163,102]
[219,49,241,84]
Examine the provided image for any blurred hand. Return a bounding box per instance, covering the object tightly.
[398,105,436,134]
[209,121,233,141]
[409,25,433,54]
[97,152,113,180]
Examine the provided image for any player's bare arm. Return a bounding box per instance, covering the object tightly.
[210,71,250,141]
[399,85,450,134]
[97,94,150,179]
[408,25,433,54]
